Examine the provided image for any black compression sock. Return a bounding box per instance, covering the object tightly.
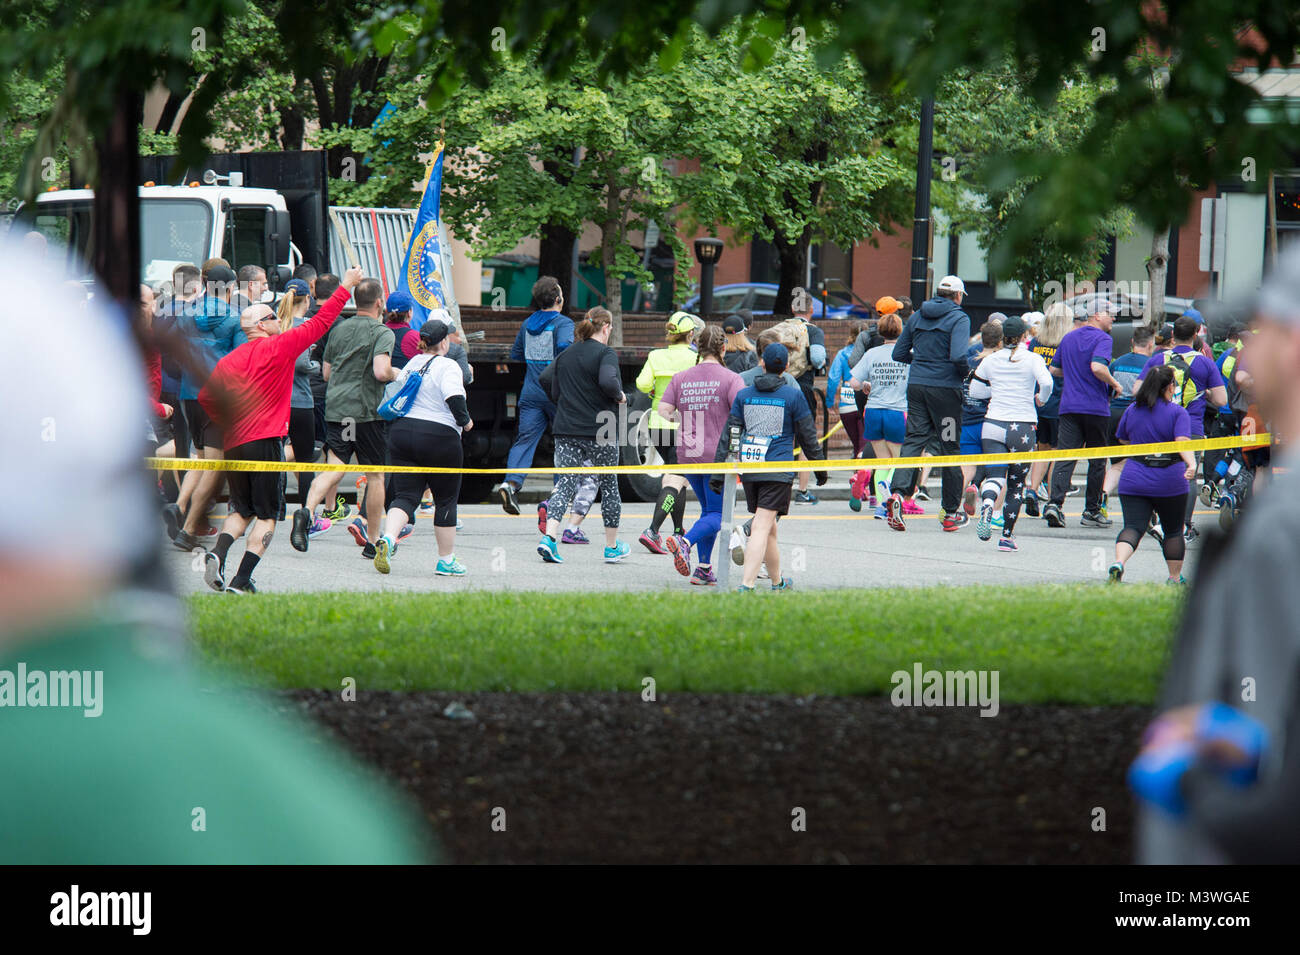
[650,488,676,534]
[232,551,260,583]
[212,533,235,568]
[671,495,686,536]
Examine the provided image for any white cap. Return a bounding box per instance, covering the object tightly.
[937,275,966,295]
[0,237,154,570]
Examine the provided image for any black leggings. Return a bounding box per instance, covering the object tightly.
[1118,493,1186,563]
[287,406,316,504]
[387,417,462,527]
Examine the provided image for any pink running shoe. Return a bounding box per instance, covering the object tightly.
[901,497,925,516]
[849,469,871,501]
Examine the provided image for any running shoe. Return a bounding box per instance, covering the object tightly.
[665,534,692,577]
[418,500,436,515]
[873,504,887,520]
[1198,483,1219,507]
[373,536,395,574]
[537,535,563,563]
[963,484,978,516]
[197,525,219,538]
[886,493,906,531]
[997,535,1019,552]
[290,507,312,551]
[690,565,717,586]
[537,500,549,533]
[1065,484,1081,496]
[1146,515,1165,545]
[456,519,464,530]
[849,495,862,513]
[639,528,667,555]
[436,555,467,576]
[323,495,350,522]
[1080,510,1112,528]
[1183,525,1199,543]
[561,527,590,545]
[770,576,794,591]
[162,503,184,541]
[226,578,258,595]
[913,488,932,502]
[1218,495,1238,531]
[1043,503,1065,528]
[758,563,770,580]
[1166,575,1188,586]
[308,516,332,539]
[868,495,878,508]
[603,540,631,564]
[399,523,415,542]
[1099,492,1109,520]
[361,542,377,560]
[1024,489,1040,518]
[347,517,369,547]
[991,514,1005,529]
[848,470,870,512]
[494,481,520,516]
[976,502,994,541]
[730,524,749,565]
[736,583,756,594]
[172,529,203,552]
[941,511,969,532]
[203,552,225,592]
[1107,562,1124,583]
[793,489,818,505]
[901,497,925,515]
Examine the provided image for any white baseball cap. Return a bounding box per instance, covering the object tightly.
[937,275,966,295]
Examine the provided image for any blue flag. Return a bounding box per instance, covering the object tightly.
[398,144,447,331]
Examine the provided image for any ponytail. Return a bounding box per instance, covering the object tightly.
[576,306,613,341]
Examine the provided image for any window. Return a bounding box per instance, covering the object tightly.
[712,290,749,312]
[223,206,271,275]
[749,289,777,313]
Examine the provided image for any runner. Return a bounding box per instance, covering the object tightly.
[849,310,910,518]
[828,323,867,510]
[959,319,1003,518]
[723,313,757,373]
[1024,302,1069,516]
[533,307,630,565]
[1101,325,1154,508]
[198,267,362,594]
[169,263,243,551]
[883,275,972,532]
[372,320,473,577]
[1105,365,1195,583]
[493,276,574,515]
[636,311,699,553]
[967,316,1053,551]
[277,278,325,516]
[382,290,419,371]
[1135,314,1227,542]
[1042,300,1124,529]
[711,343,827,592]
[660,326,744,585]
[789,297,828,505]
[291,277,398,557]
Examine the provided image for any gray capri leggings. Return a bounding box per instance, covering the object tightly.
[548,437,621,528]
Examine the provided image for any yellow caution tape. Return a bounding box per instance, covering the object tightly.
[145,432,1272,476]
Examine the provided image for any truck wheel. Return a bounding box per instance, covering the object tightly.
[618,391,663,503]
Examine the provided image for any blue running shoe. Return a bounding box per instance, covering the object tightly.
[603,540,631,563]
[537,535,563,563]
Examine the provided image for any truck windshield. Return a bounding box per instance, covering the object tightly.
[24,198,213,286]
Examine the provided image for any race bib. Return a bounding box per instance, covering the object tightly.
[739,433,772,463]
[838,382,857,412]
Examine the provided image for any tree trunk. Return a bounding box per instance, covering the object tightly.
[1146,227,1170,331]
[93,86,142,318]
[772,229,811,317]
[538,221,577,312]
[602,167,623,345]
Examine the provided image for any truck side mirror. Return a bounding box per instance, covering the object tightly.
[270,265,292,292]
[265,208,291,270]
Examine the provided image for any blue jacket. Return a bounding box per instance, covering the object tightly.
[510,309,574,403]
[179,295,244,400]
[892,296,971,389]
[826,346,856,412]
[716,372,824,484]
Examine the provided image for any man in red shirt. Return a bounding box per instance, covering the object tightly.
[198,266,363,593]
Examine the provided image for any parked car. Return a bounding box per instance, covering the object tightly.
[1060,290,1193,354]
[682,282,853,319]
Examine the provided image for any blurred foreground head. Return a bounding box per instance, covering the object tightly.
[1250,245,1300,434]
[0,238,154,643]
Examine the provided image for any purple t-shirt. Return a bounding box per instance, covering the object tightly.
[661,361,744,465]
[1138,345,1226,437]
[1051,324,1113,416]
[1116,400,1191,497]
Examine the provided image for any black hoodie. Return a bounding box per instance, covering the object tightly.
[892,295,971,388]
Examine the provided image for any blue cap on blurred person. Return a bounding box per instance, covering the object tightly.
[386,290,415,313]
[283,279,311,298]
[762,342,789,374]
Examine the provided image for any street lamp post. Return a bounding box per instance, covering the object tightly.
[693,237,724,315]
[910,98,935,307]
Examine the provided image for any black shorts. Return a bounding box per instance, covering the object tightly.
[151,412,173,448]
[226,438,286,521]
[1107,408,1126,465]
[1036,416,1059,447]
[744,479,792,516]
[324,419,387,466]
[184,399,223,451]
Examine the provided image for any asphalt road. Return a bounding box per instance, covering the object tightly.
[166,476,1212,596]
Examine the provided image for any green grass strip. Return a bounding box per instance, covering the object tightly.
[189,585,1180,705]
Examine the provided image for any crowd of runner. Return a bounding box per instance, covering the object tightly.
[143,261,1269,593]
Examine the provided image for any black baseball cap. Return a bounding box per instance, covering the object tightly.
[723,314,745,334]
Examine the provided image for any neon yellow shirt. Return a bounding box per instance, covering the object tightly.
[636,343,697,429]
